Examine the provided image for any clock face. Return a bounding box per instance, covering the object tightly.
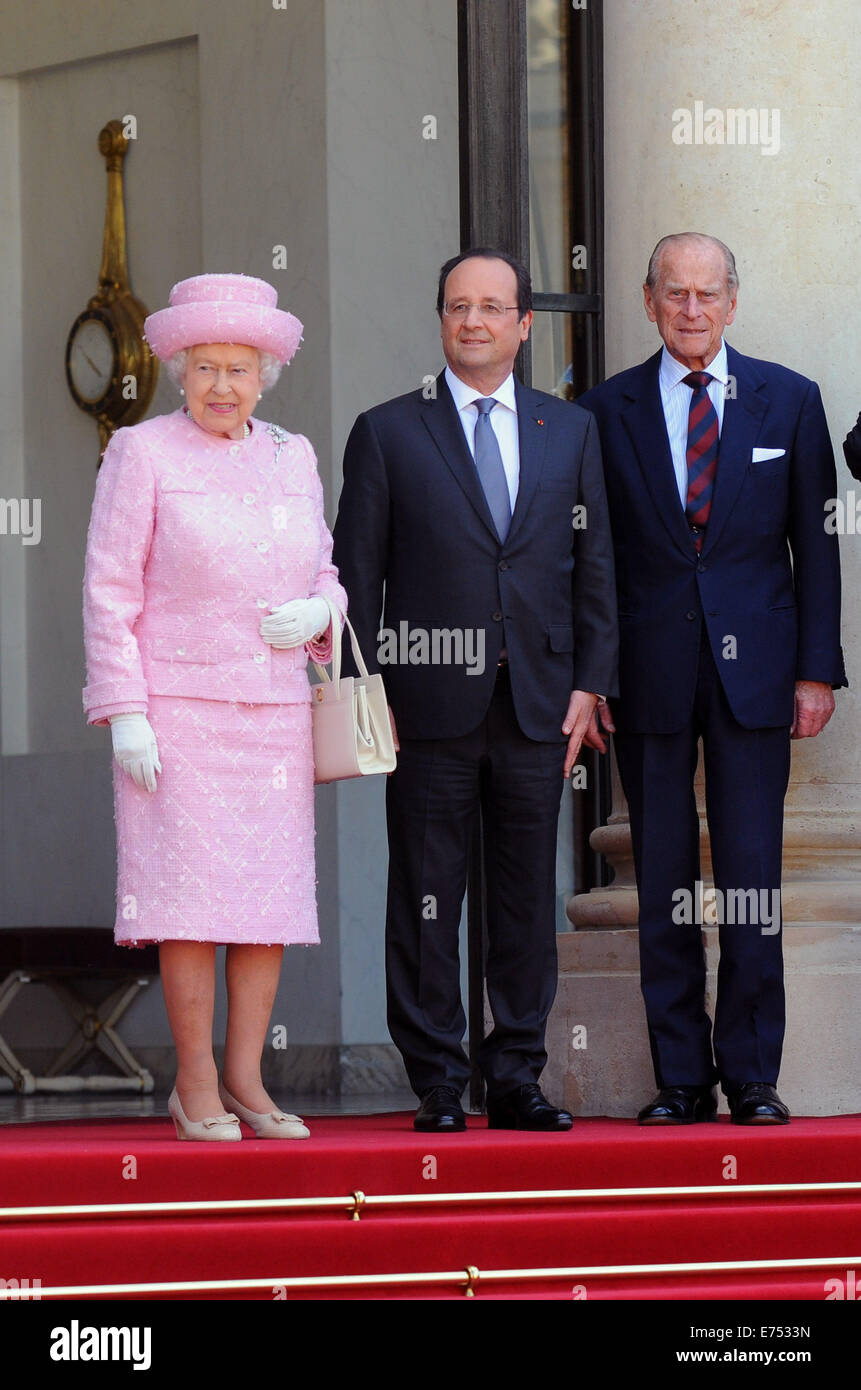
[66,313,117,407]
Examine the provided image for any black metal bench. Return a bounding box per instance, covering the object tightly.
[0,929,159,1094]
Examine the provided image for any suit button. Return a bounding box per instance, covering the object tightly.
[257,540,270,553]
[176,646,186,656]
[254,651,266,664]
[492,610,503,622]
[685,610,697,621]
[229,445,241,457]
[257,598,269,609]
[498,561,509,571]
[697,562,706,573]
[243,492,255,505]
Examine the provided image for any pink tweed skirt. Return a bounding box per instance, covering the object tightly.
[113,695,319,947]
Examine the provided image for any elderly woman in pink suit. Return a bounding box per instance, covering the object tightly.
[82,274,346,1141]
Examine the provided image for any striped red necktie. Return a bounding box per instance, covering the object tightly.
[683,370,719,551]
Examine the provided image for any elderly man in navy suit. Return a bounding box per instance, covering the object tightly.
[579,233,846,1126]
[333,248,618,1132]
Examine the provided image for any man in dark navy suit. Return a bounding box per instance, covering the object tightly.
[333,249,618,1132]
[579,233,846,1126]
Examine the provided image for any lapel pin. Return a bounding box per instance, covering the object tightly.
[536,418,544,426]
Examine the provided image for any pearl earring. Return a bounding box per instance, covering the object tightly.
[179,388,184,396]
[258,393,262,400]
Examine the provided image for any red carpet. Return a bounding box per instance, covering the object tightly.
[1,1113,859,1300]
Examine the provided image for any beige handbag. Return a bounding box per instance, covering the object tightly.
[310,600,397,783]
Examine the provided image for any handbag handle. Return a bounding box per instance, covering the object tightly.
[311,597,370,695]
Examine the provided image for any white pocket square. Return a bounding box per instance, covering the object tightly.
[751,447,786,462]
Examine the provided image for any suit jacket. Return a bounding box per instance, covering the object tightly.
[82,408,346,725]
[578,344,847,735]
[331,371,618,742]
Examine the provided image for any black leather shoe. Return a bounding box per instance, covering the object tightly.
[637,1085,718,1125]
[413,1085,466,1132]
[727,1083,790,1125]
[486,1083,573,1131]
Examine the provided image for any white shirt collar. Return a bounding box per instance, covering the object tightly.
[444,365,517,413]
[659,339,729,391]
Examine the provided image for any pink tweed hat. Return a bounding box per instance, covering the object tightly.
[144,273,303,364]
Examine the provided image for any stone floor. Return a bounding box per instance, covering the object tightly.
[0,1087,419,1125]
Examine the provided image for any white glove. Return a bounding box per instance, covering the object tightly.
[109,713,161,793]
[259,596,331,650]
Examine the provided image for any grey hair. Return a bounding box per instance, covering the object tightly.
[645,233,739,294]
[164,347,283,392]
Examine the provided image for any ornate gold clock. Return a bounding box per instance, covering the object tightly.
[65,120,157,457]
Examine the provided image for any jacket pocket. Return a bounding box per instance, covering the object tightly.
[149,634,222,664]
[547,623,574,653]
[748,457,789,477]
[538,475,574,491]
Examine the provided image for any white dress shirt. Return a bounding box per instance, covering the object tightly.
[658,339,729,506]
[444,365,520,512]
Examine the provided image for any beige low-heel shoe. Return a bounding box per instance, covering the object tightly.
[168,1087,242,1142]
[219,1083,310,1139]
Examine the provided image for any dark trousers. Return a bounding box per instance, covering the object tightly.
[385,666,567,1098]
[614,629,791,1092]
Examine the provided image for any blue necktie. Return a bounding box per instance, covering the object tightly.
[473,397,511,542]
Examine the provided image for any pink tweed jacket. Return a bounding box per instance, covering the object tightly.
[82,408,347,725]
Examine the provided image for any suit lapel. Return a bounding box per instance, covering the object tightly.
[420,372,500,542]
[701,345,767,555]
[620,350,694,558]
[507,378,549,544]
